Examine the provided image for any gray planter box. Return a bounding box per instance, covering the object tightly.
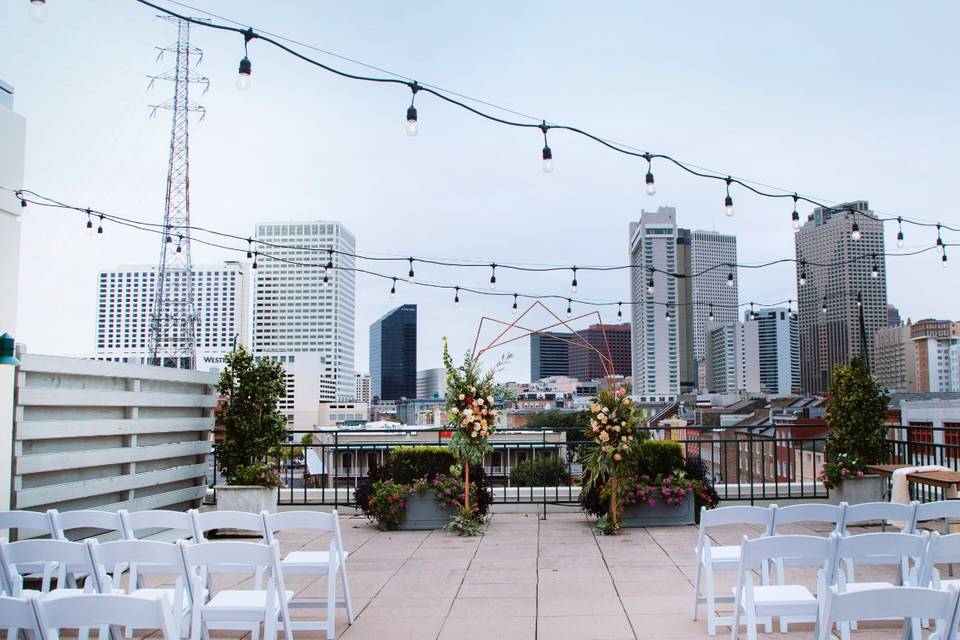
[829,474,884,505]
[619,493,695,527]
[397,492,452,530]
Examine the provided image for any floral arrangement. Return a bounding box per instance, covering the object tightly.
[818,452,866,490]
[367,481,409,531]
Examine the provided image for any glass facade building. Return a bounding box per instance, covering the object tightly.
[370,304,417,401]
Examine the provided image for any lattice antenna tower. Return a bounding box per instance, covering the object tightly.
[147,17,208,368]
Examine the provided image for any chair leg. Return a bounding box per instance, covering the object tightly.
[327,567,338,639]
[705,564,717,636]
[265,613,275,640]
[341,563,355,625]
[251,620,260,640]
[692,561,702,621]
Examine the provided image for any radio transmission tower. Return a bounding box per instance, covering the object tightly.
[147,18,208,368]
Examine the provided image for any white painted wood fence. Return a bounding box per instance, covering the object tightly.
[12,354,217,513]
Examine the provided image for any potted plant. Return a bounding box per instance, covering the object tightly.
[214,345,286,514]
[821,356,890,504]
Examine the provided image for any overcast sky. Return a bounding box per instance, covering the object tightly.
[2,1,958,383]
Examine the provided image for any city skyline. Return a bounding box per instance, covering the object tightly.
[4,1,958,384]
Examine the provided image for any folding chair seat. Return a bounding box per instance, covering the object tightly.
[816,585,959,640]
[731,534,836,640]
[119,509,196,592]
[692,504,776,635]
[263,510,354,638]
[35,593,180,640]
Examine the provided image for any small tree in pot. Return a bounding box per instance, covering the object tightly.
[215,346,287,513]
[820,356,890,503]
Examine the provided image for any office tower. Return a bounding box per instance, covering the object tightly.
[530,332,570,381]
[370,304,417,401]
[753,307,800,395]
[567,323,632,381]
[354,372,371,403]
[95,261,250,369]
[886,304,903,327]
[253,221,356,402]
[630,207,679,396]
[705,320,760,394]
[875,323,917,392]
[795,201,886,393]
[912,319,960,392]
[416,367,447,399]
[691,230,740,369]
[675,229,695,391]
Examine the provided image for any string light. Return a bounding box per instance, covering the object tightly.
[647,272,655,296]
[787,301,793,317]
[644,154,656,196]
[791,195,800,232]
[937,223,945,256]
[512,293,518,314]
[570,267,578,293]
[407,257,415,283]
[617,302,623,319]
[17,191,27,208]
[708,304,714,322]
[723,177,734,217]
[405,82,419,137]
[897,217,904,248]
[943,250,949,269]
[85,209,94,235]
[726,270,734,287]
[252,251,258,269]
[96,214,104,237]
[164,226,172,243]
[871,255,879,278]
[566,298,572,319]
[246,238,253,259]
[540,122,553,173]
[851,216,861,241]
[236,28,254,91]
[664,307,671,320]
[799,261,807,286]
[856,292,862,308]
[324,249,334,279]
[821,297,827,314]
[749,302,756,320]
[29,0,47,22]
[489,264,497,290]
[389,277,397,299]
[454,286,460,306]
[175,235,182,253]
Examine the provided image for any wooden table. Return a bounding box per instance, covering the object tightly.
[907,470,960,491]
[865,464,911,478]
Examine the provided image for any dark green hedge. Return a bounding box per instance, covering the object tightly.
[637,440,684,478]
[509,456,569,487]
[389,446,458,484]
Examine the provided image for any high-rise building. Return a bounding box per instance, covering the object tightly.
[705,320,760,394]
[370,304,417,401]
[795,201,886,392]
[690,229,739,365]
[630,207,679,396]
[887,304,903,327]
[912,319,960,393]
[253,221,356,401]
[753,307,800,395]
[95,261,250,369]
[354,372,371,404]
[567,323,632,381]
[530,332,570,381]
[416,367,447,399]
[875,322,917,392]
[675,229,695,392]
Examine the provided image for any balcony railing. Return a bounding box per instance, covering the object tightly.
[206,424,958,508]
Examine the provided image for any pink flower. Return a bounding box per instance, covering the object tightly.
[856,470,864,477]
[648,498,656,506]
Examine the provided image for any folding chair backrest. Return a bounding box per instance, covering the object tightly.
[835,531,926,567]
[89,539,185,589]
[1,539,94,595]
[916,500,960,524]
[741,534,835,571]
[841,501,918,532]
[819,586,956,640]
[0,510,57,541]
[36,593,178,640]
[772,503,845,533]
[0,594,43,640]
[181,539,275,577]
[50,509,125,541]
[701,505,774,530]
[120,509,194,541]
[191,510,266,541]
[262,510,337,543]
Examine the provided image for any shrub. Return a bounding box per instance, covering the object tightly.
[684,455,720,514]
[637,440,684,478]
[389,446,457,484]
[510,456,569,487]
[354,461,391,517]
[824,356,890,476]
[367,481,410,531]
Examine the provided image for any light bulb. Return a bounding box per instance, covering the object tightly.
[896,231,904,248]
[645,171,656,196]
[792,210,801,232]
[29,0,47,22]
[489,278,496,290]
[236,57,252,91]
[389,282,396,299]
[724,195,734,217]
[799,273,807,286]
[851,221,861,241]
[647,279,655,295]
[726,273,734,287]
[407,259,415,283]
[85,219,93,236]
[542,145,554,173]
[405,105,418,137]
[943,254,949,268]
[566,300,572,319]
[512,296,519,314]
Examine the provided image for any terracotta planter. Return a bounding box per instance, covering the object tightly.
[829,474,884,505]
[618,493,695,527]
[397,492,451,530]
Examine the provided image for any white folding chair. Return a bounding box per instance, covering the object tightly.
[920,532,960,591]
[34,593,179,640]
[0,594,45,640]
[817,585,960,640]
[119,510,196,591]
[917,501,960,536]
[731,534,836,640]
[0,510,60,593]
[771,503,846,536]
[190,510,266,542]
[841,500,919,534]
[88,539,193,639]
[49,510,126,542]
[692,504,776,635]
[262,510,354,638]
[179,540,293,640]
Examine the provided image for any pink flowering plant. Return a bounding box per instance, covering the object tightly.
[614,473,693,509]
[818,452,866,490]
[367,481,410,531]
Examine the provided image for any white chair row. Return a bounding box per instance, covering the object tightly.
[692,500,960,635]
[1,508,353,640]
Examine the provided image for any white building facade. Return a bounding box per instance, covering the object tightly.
[705,320,761,394]
[94,261,250,370]
[690,230,739,362]
[354,372,371,404]
[753,307,800,395]
[416,367,446,399]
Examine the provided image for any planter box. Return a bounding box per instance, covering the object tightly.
[829,474,884,506]
[214,486,277,537]
[619,493,695,527]
[397,492,451,530]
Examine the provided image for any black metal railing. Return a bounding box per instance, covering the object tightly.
[205,424,960,508]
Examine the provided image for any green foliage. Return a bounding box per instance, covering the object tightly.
[824,356,890,471]
[509,456,570,487]
[442,505,486,537]
[637,440,685,478]
[685,455,721,513]
[229,462,282,488]
[389,446,458,484]
[595,514,621,536]
[581,390,646,490]
[524,410,590,432]
[214,346,289,487]
[367,481,410,531]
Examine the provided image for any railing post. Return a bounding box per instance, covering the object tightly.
[334,431,339,510]
[748,428,755,506]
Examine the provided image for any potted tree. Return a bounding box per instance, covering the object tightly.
[214,345,287,514]
[820,356,890,504]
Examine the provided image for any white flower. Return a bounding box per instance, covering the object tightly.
[477,398,484,406]
[458,393,465,401]
[487,395,494,403]
[463,408,473,417]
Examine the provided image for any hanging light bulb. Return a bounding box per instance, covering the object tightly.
[570,267,578,293]
[512,294,519,314]
[454,287,460,307]
[489,264,497,290]
[708,304,714,322]
[749,303,756,320]
[726,271,734,287]
[85,210,94,236]
[723,177,734,217]
[791,195,801,232]
[389,278,397,299]
[664,307,671,320]
[896,217,904,248]
[566,299,572,319]
[236,29,255,91]
[821,297,827,314]
[246,238,253,260]
[96,215,104,237]
[647,275,655,296]
[252,252,258,270]
[617,302,623,319]
[851,216,861,241]
[29,0,47,22]
[405,82,419,136]
[540,122,553,173]
[407,257,415,283]
[17,191,27,208]
[856,292,862,308]
[871,256,879,278]
[799,260,807,286]
[176,235,183,254]
[943,251,949,268]
[937,224,945,256]
[324,249,334,279]
[788,302,794,318]
[644,155,656,196]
